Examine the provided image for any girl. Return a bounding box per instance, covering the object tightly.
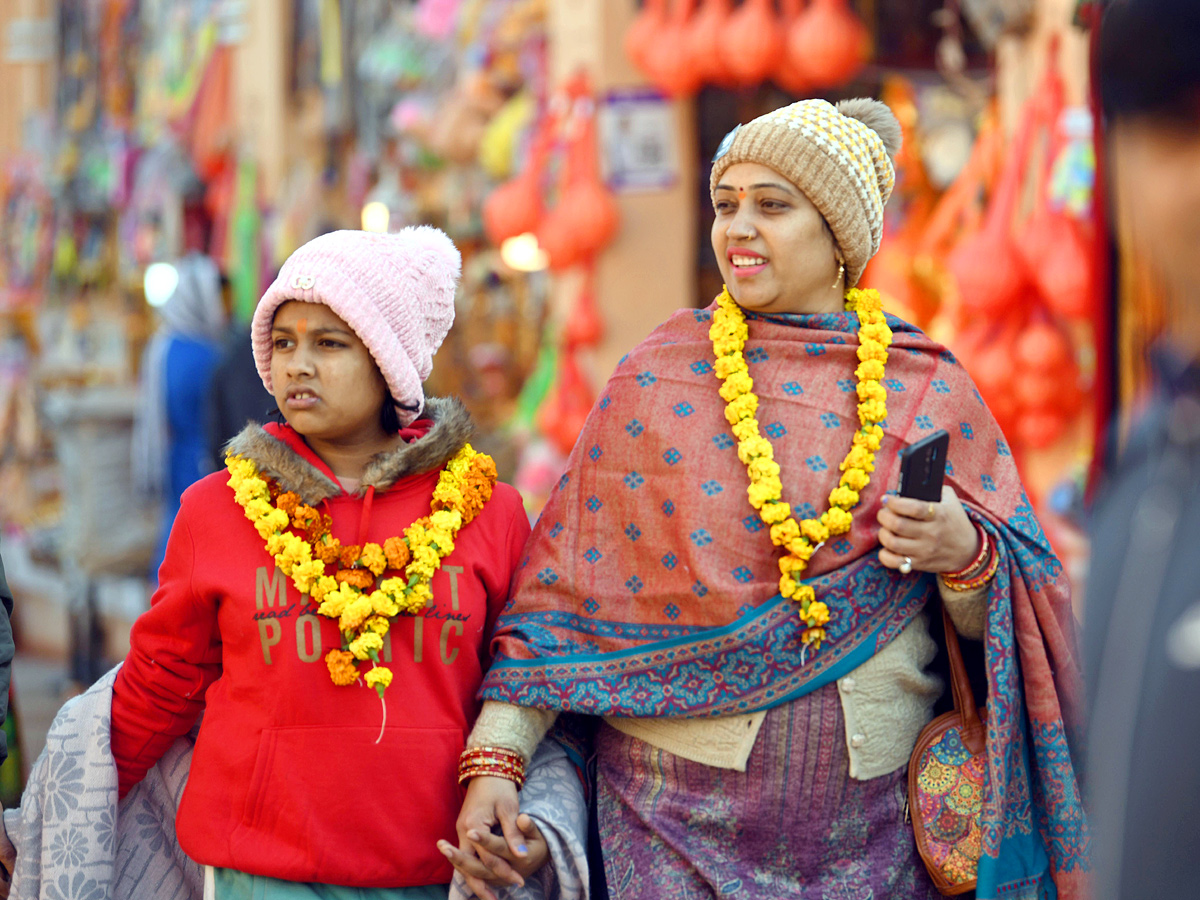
[110,227,537,898]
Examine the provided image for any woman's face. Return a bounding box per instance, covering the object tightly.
[711,162,843,315]
[270,301,391,448]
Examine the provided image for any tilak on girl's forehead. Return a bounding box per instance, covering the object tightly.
[738,188,746,199]
[297,318,308,335]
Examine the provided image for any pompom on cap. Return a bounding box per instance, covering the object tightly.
[835,97,903,158]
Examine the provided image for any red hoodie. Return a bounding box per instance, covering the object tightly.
[111,401,530,888]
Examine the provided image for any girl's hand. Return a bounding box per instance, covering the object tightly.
[439,814,549,900]
[443,775,527,900]
[876,484,979,575]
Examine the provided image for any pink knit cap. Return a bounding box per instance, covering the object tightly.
[251,226,461,426]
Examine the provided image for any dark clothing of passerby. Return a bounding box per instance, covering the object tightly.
[206,324,277,462]
[1086,348,1200,900]
[0,546,14,765]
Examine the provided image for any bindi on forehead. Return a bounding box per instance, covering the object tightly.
[738,188,746,199]
[296,318,308,335]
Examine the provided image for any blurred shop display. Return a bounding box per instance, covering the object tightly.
[0,0,1114,673]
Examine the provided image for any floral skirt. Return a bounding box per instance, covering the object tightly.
[596,683,940,899]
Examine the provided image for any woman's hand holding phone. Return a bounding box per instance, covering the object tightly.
[876,484,980,575]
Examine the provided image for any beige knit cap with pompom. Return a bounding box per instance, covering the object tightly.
[709,98,901,287]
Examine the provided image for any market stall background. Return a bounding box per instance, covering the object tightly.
[0,0,1148,797]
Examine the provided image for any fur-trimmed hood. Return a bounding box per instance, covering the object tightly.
[223,396,475,505]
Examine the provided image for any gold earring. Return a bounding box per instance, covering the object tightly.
[832,261,845,290]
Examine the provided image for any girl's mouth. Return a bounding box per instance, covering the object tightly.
[286,389,319,410]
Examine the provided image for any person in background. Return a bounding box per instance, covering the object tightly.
[133,252,227,580]
[206,299,279,462]
[1086,2,1200,898]
[0,545,15,897]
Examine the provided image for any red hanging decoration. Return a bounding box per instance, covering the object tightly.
[718,0,786,88]
[564,265,605,348]
[644,0,702,98]
[536,78,620,271]
[786,0,870,90]
[774,0,813,95]
[686,0,736,89]
[482,115,552,247]
[625,0,669,77]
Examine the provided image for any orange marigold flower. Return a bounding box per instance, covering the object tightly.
[383,536,410,570]
[326,649,359,686]
[335,568,376,590]
[315,536,341,564]
[292,506,322,534]
[276,492,301,514]
[339,544,362,568]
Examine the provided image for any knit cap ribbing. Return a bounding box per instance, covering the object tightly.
[709,99,898,287]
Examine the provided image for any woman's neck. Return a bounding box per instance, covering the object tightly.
[770,280,846,316]
[303,431,404,481]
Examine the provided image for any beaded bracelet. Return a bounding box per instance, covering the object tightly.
[940,540,1000,592]
[458,746,526,788]
[942,523,990,581]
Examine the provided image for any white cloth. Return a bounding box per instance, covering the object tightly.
[4,666,203,900]
[5,667,587,900]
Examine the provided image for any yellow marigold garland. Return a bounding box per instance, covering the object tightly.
[711,287,892,648]
[225,445,497,700]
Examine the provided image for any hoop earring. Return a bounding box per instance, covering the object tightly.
[832,260,845,290]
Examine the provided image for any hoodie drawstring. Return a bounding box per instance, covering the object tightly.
[357,485,375,547]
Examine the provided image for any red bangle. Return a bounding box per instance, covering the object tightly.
[943,523,989,580]
[458,746,526,788]
[941,542,999,592]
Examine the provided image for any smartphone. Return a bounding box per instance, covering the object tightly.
[897,429,950,502]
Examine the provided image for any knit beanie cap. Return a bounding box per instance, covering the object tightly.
[251,226,461,426]
[709,98,902,287]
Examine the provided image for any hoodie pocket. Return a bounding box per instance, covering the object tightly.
[235,723,464,883]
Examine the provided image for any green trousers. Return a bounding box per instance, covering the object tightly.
[207,867,449,900]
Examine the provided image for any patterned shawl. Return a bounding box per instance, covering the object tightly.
[482,301,1088,898]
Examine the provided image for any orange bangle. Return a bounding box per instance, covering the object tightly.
[941,543,999,592]
[943,524,989,580]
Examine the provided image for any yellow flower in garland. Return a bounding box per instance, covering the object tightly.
[710,286,892,648]
[365,666,393,691]
[226,443,497,700]
[349,631,384,661]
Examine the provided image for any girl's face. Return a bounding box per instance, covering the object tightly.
[270,301,391,448]
[711,162,844,315]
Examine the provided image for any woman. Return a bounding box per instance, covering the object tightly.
[133,250,227,580]
[452,100,1086,899]
[108,227,541,898]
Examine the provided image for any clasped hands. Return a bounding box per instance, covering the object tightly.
[440,775,547,900]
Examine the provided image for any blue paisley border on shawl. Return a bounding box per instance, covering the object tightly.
[973,513,1088,899]
[482,556,932,718]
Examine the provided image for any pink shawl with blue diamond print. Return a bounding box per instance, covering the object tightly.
[482,299,1087,899]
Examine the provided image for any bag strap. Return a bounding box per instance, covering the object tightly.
[942,602,986,755]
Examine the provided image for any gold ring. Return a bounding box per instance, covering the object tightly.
[927,502,936,520]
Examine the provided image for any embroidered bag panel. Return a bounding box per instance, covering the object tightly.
[909,604,986,895]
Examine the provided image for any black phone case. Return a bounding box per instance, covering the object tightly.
[898,430,950,503]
